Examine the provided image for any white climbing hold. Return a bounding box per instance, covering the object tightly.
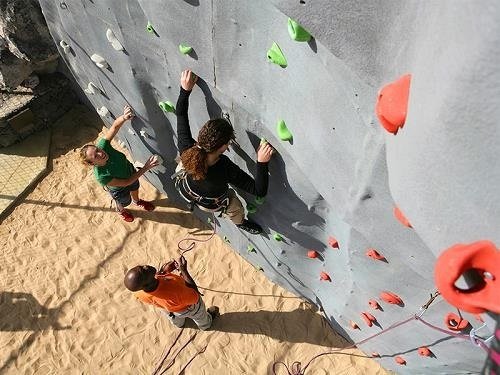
[133,160,144,169]
[139,128,148,138]
[84,82,100,95]
[90,54,108,69]
[127,128,135,136]
[97,106,109,117]
[106,29,124,51]
[59,40,71,54]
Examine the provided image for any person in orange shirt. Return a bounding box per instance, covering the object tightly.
[124,256,216,330]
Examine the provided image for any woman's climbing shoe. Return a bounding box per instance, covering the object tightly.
[119,210,135,222]
[135,199,155,211]
[237,219,263,234]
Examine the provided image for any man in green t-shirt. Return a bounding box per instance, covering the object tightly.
[79,105,160,222]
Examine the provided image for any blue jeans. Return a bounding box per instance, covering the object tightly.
[107,179,140,208]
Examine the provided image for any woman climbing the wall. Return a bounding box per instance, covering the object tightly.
[174,69,274,234]
[79,105,160,222]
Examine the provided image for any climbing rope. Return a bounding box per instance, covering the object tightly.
[152,330,198,375]
[272,291,491,375]
[177,213,217,255]
[152,328,184,375]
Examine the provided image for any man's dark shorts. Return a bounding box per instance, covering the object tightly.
[107,179,140,207]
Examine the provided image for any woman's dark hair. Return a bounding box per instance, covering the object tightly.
[181,118,234,180]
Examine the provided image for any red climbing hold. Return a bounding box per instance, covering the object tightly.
[375,74,411,135]
[395,356,406,365]
[418,347,432,357]
[328,236,339,249]
[361,312,377,327]
[394,206,412,228]
[307,250,319,258]
[434,240,500,314]
[371,352,380,358]
[366,248,386,261]
[320,271,331,282]
[350,320,359,329]
[380,291,403,306]
[368,299,381,310]
[444,312,470,331]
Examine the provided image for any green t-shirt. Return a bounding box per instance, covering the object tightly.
[93,138,135,189]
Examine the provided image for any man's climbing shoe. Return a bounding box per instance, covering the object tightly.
[135,199,155,211]
[119,210,134,222]
[237,219,263,234]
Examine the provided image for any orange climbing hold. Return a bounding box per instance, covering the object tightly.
[328,236,339,249]
[380,291,403,306]
[361,312,377,327]
[371,352,380,358]
[368,299,381,310]
[375,74,411,134]
[444,312,470,331]
[307,250,319,258]
[395,356,407,365]
[350,320,359,329]
[366,248,386,261]
[434,240,500,314]
[320,271,331,282]
[418,347,432,357]
[394,206,412,228]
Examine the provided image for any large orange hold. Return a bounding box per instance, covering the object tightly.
[307,250,319,258]
[444,312,470,331]
[320,271,331,282]
[395,356,406,365]
[376,74,412,134]
[418,347,432,357]
[366,248,386,261]
[361,312,377,327]
[380,291,403,306]
[328,236,339,249]
[394,206,412,228]
[434,240,500,314]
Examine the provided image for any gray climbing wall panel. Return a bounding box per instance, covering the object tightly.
[38,0,499,373]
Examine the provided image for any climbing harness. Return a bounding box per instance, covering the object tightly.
[272,291,492,375]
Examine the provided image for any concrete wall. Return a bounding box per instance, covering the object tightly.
[38,1,499,373]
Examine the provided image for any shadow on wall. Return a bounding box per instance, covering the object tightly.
[0,292,68,331]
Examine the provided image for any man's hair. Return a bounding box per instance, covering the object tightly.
[79,144,95,165]
[180,118,234,180]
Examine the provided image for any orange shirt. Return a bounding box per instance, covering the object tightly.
[134,273,199,312]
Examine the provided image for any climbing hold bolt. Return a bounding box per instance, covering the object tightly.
[444,312,470,331]
[59,40,71,54]
[146,21,155,34]
[106,28,124,51]
[97,106,109,117]
[395,356,406,365]
[247,202,257,214]
[90,54,108,69]
[267,42,287,68]
[276,119,293,141]
[320,271,331,282]
[307,250,318,259]
[366,248,386,261]
[287,18,312,42]
[179,43,193,54]
[368,299,381,310]
[273,233,283,241]
[328,236,339,249]
[159,101,175,113]
[375,74,412,134]
[247,244,257,253]
[255,196,265,205]
[361,312,377,327]
[418,347,432,357]
[350,320,359,329]
[394,206,412,228]
[380,291,403,306]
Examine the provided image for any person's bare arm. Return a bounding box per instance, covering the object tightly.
[104,105,134,141]
[177,256,200,293]
[106,155,160,187]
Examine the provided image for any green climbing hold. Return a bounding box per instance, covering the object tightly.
[146,22,155,34]
[159,101,175,113]
[273,233,283,241]
[276,119,293,141]
[247,244,257,253]
[267,42,287,68]
[287,18,312,42]
[179,43,193,54]
[247,202,257,214]
[207,217,212,224]
[223,235,230,243]
[255,196,265,205]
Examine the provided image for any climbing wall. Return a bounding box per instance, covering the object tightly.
[38,1,499,373]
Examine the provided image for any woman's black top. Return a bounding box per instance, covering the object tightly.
[176,87,269,198]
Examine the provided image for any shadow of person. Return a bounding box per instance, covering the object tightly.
[196,78,222,119]
[204,308,350,347]
[0,292,69,331]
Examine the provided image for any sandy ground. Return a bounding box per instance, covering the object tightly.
[0,105,389,374]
